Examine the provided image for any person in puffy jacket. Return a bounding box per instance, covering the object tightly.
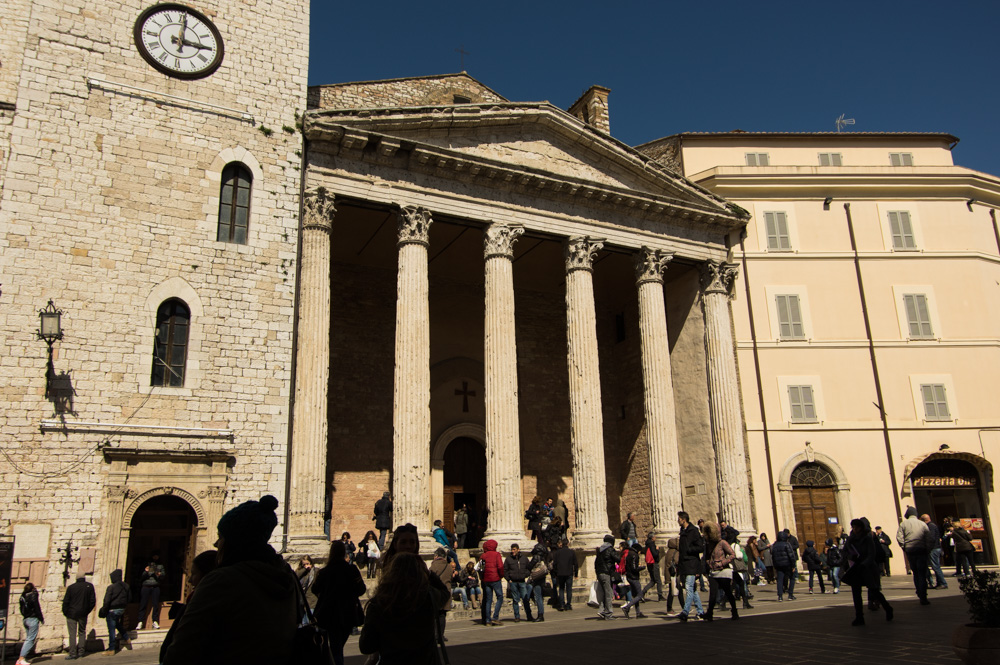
[478,540,505,626]
[620,541,647,619]
[161,496,298,665]
[503,544,532,622]
[676,511,705,621]
[825,538,844,594]
[593,535,619,619]
[100,569,130,653]
[770,531,797,601]
[802,540,826,594]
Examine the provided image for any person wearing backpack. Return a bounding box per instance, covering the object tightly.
[527,542,550,622]
[824,538,843,594]
[620,541,647,618]
[802,540,826,594]
[640,532,665,602]
[17,582,44,665]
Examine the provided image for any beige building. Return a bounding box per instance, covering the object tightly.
[1,0,308,649]
[639,132,999,563]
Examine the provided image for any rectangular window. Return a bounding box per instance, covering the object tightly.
[818,152,843,166]
[890,152,914,166]
[921,383,951,421]
[888,211,917,250]
[904,294,934,338]
[775,294,805,339]
[764,211,791,250]
[745,152,770,166]
[788,385,818,422]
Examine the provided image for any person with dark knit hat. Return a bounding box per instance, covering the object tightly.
[161,495,299,665]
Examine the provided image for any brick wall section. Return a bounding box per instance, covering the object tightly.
[0,0,309,647]
[308,73,507,111]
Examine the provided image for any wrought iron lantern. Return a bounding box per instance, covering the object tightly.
[37,299,64,345]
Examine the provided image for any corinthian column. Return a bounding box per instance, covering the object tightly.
[565,237,611,547]
[635,247,683,538]
[288,188,335,551]
[392,206,433,547]
[483,223,525,551]
[701,260,754,534]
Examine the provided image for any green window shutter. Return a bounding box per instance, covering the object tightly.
[776,295,791,337]
[916,295,933,336]
[899,212,915,248]
[788,295,804,338]
[765,212,778,249]
[802,386,816,420]
[788,386,803,420]
[921,384,950,420]
[933,385,950,419]
[776,295,804,339]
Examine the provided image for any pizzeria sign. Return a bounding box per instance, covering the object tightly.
[912,476,977,488]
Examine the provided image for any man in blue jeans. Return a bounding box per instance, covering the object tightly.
[504,544,534,621]
[676,511,705,621]
[921,514,948,589]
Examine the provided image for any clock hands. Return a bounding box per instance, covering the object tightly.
[176,11,188,54]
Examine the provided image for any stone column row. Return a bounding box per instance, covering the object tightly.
[392,206,434,549]
[288,188,335,552]
[701,260,754,534]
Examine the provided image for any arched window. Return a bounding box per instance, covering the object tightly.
[217,162,252,244]
[151,299,190,387]
[791,462,835,487]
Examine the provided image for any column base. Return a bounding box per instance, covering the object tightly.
[570,528,613,550]
[481,529,527,554]
[284,534,331,562]
[652,527,679,543]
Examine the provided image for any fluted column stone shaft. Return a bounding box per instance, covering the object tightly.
[289,188,336,545]
[565,237,611,547]
[483,223,525,550]
[635,248,683,537]
[701,260,754,534]
[392,206,433,544]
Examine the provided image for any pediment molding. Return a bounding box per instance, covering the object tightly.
[305,109,743,232]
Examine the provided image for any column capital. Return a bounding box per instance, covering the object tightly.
[565,236,604,273]
[398,205,433,247]
[635,247,674,285]
[484,222,524,259]
[303,187,336,231]
[700,259,740,297]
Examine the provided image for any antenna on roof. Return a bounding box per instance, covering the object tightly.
[835,114,856,132]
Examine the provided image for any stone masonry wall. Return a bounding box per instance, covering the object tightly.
[0,0,309,649]
[309,73,507,111]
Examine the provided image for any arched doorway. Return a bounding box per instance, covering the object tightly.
[789,462,842,551]
[443,437,487,544]
[124,494,198,627]
[910,457,995,565]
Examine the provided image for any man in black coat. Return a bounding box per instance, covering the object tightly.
[62,573,97,659]
[372,492,393,548]
[676,511,705,621]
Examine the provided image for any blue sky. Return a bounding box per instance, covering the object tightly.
[310,1,998,174]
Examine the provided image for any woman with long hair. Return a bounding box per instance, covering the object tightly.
[313,540,367,665]
[17,582,43,665]
[359,531,381,579]
[459,560,481,609]
[525,496,543,540]
[339,532,356,564]
[296,555,318,607]
[359,552,450,664]
[841,517,893,626]
[381,523,419,570]
[758,533,774,584]
[702,522,739,621]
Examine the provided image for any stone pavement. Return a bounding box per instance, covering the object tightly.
[18,576,969,664]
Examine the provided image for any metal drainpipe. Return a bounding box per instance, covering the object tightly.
[843,202,903,522]
[990,209,1000,255]
[738,233,780,532]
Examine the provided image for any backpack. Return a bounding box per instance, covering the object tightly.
[529,559,549,583]
[826,546,843,567]
[645,547,655,565]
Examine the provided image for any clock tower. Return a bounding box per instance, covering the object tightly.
[0,0,310,644]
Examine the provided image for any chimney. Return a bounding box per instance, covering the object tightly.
[568,85,611,134]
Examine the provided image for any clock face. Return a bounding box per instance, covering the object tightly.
[133,4,224,79]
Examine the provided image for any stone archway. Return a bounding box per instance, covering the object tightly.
[431,423,486,538]
[776,451,852,537]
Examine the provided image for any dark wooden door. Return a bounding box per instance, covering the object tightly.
[443,437,486,535]
[791,486,840,551]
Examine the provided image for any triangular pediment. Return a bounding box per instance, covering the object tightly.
[309,103,730,215]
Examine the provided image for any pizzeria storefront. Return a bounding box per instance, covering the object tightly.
[907,453,995,566]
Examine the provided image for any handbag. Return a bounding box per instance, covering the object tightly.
[290,566,336,665]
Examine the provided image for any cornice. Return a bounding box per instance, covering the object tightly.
[304,113,744,232]
[689,165,1000,203]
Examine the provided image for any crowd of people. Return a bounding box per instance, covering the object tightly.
[11,489,981,664]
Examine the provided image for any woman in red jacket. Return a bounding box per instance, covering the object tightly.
[478,540,505,626]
